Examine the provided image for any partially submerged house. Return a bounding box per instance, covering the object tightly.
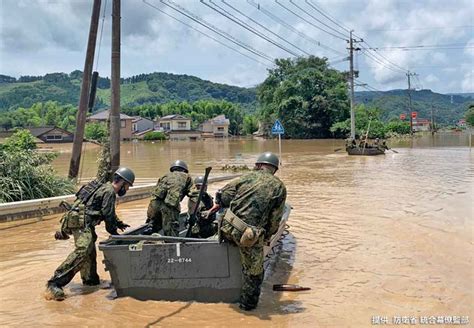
[88,109,133,140]
[157,114,201,140]
[199,115,230,138]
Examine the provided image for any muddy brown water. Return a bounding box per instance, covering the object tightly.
[1,133,472,327]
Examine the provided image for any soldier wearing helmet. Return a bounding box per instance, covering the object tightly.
[45,167,135,301]
[146,160,193,236]
[187,176,217,238]
[205,152,286,311]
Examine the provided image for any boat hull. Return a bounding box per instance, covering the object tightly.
[346,147,385,156]
[98,204,291,303]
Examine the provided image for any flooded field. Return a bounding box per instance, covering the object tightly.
[1,133,472,327]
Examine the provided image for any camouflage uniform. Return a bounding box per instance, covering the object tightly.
[147,171,193,236]
[47,182,125,288]
[219,170,287,309]
[187,189,216,238]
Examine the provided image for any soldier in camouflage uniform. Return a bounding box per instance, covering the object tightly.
[206,152,287,311]
[45,167,135,301]
[188,176,217,238]
[146,160,193,236]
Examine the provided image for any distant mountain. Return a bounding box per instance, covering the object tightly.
[355,89,472,124]
[0,71,471,124]
[0,71,257,113]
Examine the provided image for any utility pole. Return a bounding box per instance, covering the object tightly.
[348,31,362,140]
[430,103,435,135]
[349,30,356,140]
[68,0,102,179]
[110,0,121,172]
[406,71,416,136]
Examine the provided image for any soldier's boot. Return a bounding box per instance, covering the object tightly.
[44,270,76,301]
[44,283,66,301]
[82,276,100,286]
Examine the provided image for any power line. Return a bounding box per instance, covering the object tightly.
[158,0,274,62]
[369,46,474,52]
[361,49,406,74]
[201,0,302,57]
[220,0,312,56]
[304,0,351,33]
[143,0,273,67]
[289,0,348,39]
[367,43,471,50]
[275,0,347,41]
[358,25,474,32]
[246,0,345,56]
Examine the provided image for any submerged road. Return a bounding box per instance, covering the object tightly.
[1,137,472,327]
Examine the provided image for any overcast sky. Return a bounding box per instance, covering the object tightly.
[1,0,473,93]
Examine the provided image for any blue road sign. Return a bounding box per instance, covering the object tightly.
[271,120,285,135]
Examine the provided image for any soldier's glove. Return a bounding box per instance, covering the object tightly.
[117,222,130,231]
[54,230,70,240]
[200,210,211,220]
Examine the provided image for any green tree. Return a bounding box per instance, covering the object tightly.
[257,56,349,138]
[85,122,108,141]
[0,130,74,202]
[465,104,474,126]
[243,115,258,135]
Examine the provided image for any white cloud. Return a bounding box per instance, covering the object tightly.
[0,0,473,92]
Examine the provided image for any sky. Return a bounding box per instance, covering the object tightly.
[0,0,473,94]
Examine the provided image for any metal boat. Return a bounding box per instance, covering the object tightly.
[346,146,385,156]
[98,204,291,303]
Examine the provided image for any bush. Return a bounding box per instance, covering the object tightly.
[143,131,166,141]
[0,130,75,203]
[85,122,108,141]
[385,120,411,135]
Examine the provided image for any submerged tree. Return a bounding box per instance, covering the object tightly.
[0,130,75,203]
[257,56,350,138]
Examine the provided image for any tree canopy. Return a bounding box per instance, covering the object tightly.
[257,56,350,138]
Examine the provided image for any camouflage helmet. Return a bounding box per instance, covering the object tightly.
[194,176,204,186]
[170,160,189,173]
[255,152,279,170]
[114,167,135,186]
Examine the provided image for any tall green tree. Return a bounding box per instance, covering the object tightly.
[257,56,349,138]
[465,104,474,126]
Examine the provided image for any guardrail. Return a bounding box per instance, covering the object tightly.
[0,174,240,223]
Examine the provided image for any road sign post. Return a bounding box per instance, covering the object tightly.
[271,120,285,167]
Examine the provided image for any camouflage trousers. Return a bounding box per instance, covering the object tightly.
[222,226,265,308]
[48,227,99,287]
[147,198,180,236]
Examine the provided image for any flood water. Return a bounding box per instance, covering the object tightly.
[1,133,473,327]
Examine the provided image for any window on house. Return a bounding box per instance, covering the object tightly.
[217,127,224,131]
[121,120,126,128]
[46,135,63,141]
[178,122,187,129]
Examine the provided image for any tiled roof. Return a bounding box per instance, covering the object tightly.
[89,109,133,120]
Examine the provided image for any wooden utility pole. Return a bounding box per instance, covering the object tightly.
[349,30,356,140]
[348,30,362,140]
[110,0,121,172]
[430,103,435,135]
[406,71,416,136]
[68,0,102,179]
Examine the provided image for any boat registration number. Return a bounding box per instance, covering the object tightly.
[167,257,192,264]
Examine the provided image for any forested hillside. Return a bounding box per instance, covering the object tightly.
[0,71,256,113]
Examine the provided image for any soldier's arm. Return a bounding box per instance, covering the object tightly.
[101,190,120,235]
[187,189,199,214]
[265,185,287,239]
[218,178,239,207]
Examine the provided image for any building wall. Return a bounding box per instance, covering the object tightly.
[121,119,133,140]
[134,119,154,133]
[212,124,229,137]
[89,118,133,140]
[159,119,191,131]
[169,132,201,140]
